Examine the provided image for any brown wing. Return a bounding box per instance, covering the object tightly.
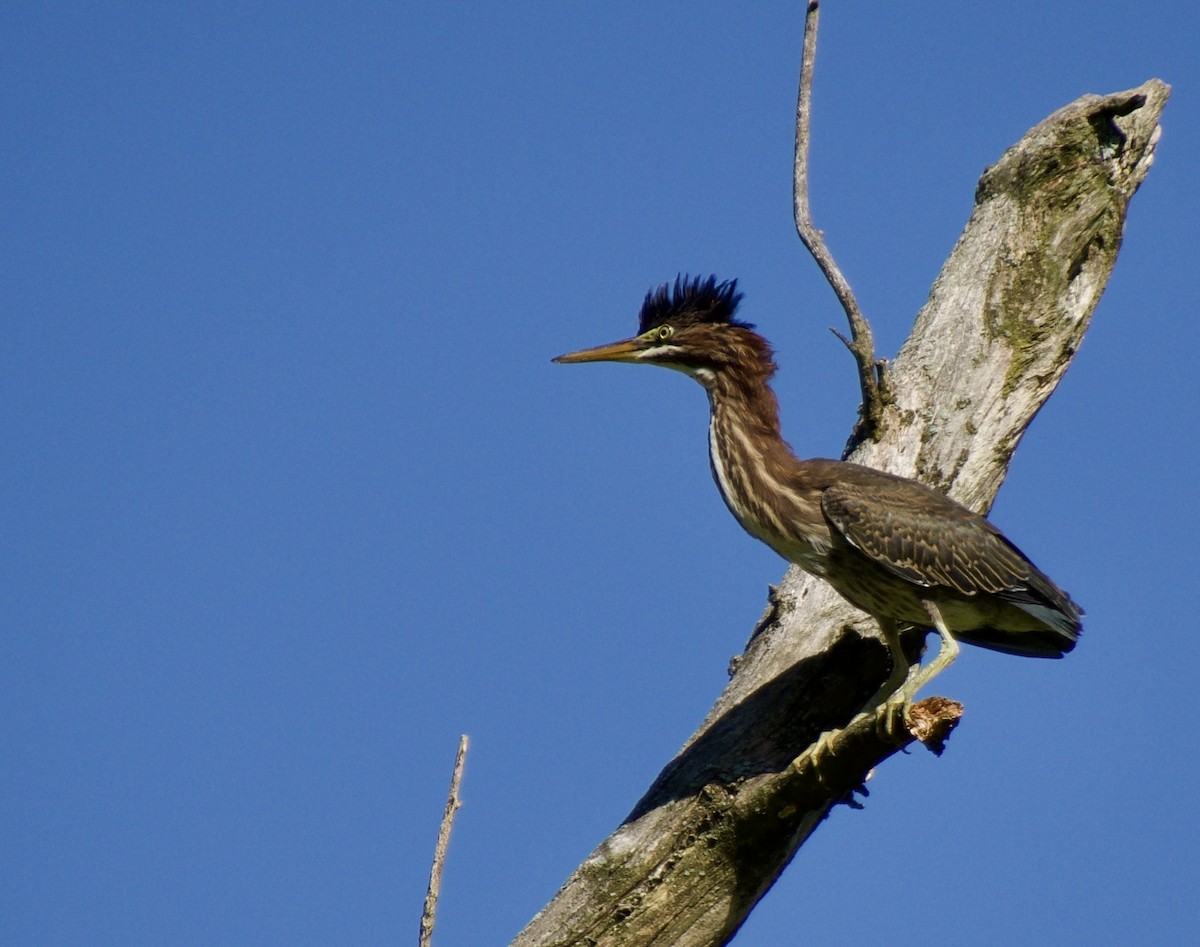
[820,475,1040,598]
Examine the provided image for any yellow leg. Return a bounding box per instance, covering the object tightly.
[841,617,915,745]
[863,616,910,713]
[897,600,960,703]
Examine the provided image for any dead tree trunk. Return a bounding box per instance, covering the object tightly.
[513,80,1167,947]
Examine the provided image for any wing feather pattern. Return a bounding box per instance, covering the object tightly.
[820,472,1081,642]
[821,479,1030,595]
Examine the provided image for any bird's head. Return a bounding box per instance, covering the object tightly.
[553,275,775,387]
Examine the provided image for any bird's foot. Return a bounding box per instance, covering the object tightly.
[876,697,912,745]
[858,660,920,742]
[797,701,912,794]
[807,729,841,789]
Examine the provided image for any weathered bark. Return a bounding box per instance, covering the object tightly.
[514,80,1167,947]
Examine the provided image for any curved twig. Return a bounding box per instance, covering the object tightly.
[792,0,888,450]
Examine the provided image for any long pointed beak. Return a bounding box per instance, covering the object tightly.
[552,337,644,364]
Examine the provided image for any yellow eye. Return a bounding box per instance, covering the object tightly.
[656,325,673,342]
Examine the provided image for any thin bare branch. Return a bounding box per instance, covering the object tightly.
[419,734,469,947]
[793,0,887,449]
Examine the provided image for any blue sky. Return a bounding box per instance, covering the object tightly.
[3,3,1197,944]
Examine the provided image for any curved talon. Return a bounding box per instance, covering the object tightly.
[879,699,912,745]
[809,729,839,789]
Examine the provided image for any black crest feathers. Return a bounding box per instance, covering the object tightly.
[637,275,749,334]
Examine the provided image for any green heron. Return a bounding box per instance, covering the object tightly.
[554,275,1080,713]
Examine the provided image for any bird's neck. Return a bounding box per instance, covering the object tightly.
[702,368,827,561]
[705,367,790,461]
